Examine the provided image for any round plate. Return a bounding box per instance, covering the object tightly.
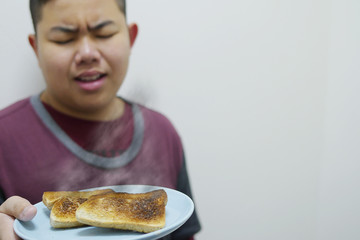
[14,185,194,240]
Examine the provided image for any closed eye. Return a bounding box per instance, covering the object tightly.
[52,39,74,45]
[96,33,116,39]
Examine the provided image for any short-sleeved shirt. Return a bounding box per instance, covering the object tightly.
[0,95,201,239]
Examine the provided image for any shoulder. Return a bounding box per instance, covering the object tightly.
[0,97,34,146]
[137,104,180,136]
[134,103,184,153]
[0,98,32,121]
[133,103,185,177]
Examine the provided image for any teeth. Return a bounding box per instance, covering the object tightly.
[77,74,102,82]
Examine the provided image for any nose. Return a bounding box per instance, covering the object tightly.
[74,37,101,65]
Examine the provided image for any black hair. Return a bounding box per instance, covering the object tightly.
[29,0,126,32]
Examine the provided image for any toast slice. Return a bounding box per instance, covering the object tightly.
[50,196,89,228]
[42,189,114,210]
[43,189,114,228]
[76,189,168,233]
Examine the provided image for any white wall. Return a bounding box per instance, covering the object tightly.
[317,0,360,239]
[1,1,359,240]
[0,2,45,107]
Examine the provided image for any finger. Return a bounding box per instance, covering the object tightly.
[0,213,21,240]
[0,196,37,221]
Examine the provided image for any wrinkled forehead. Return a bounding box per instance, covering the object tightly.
[39,0,125,28]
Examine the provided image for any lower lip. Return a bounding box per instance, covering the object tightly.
[76,76,106,91]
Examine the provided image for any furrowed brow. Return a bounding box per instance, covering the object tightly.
[50,26,78,34]
[89,20,116,31]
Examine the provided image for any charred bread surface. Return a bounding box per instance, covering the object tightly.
[42,189,114,210]
[76,189,168,233]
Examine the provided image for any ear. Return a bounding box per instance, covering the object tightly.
[128,23,138,48]
[28,34,39,57]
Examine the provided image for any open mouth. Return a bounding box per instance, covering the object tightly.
[75,73,107,82]
[74,72,107,91]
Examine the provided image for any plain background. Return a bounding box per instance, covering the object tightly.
[1,0,360,239]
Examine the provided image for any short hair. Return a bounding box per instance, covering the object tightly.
[29,0,126,33]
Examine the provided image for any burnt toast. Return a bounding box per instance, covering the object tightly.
[76,189,168,233]
[43,189,114,228]
[42,189,114,210]
[50,196,89,228]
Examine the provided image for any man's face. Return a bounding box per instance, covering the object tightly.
[29,0,137,119]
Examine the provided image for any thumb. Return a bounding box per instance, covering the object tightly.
[0,196,37,221]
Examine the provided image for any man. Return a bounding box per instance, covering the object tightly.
[0,0,201,239]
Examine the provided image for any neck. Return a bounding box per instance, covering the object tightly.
[40,93,125,121]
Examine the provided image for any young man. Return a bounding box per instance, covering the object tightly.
[0,0,201,239]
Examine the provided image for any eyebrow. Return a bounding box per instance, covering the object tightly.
[50,26,78,34]
[89,20,116,31]
[49,21,116,34]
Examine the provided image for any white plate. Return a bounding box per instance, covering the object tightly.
[14,185,194,240]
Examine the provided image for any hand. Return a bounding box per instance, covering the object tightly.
[0,196,37,240]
